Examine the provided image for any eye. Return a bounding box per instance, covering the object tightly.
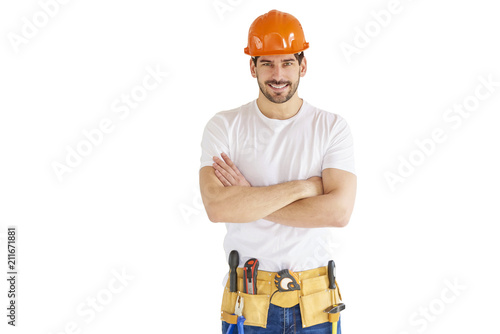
[284,62,293,66]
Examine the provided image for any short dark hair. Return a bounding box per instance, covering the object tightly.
[252,52,305,66]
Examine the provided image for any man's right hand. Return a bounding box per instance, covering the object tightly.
[212,153,251,187]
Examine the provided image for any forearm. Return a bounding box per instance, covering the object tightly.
[264,193,351,228]
[203,180,315,223]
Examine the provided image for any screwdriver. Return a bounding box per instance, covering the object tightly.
[228,250,239,292]
[328,260,336,290]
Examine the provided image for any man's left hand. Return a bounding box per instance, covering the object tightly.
[212,153,251,187]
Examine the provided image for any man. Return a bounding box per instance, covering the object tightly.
[199,9,356,333]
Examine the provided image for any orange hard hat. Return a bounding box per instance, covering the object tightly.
[244,9,309,56]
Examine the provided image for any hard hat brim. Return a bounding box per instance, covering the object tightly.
[244,43,309,57]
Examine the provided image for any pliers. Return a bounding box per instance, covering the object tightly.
[226,295,245,334]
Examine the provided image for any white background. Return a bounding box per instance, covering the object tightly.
[1,0,499,333]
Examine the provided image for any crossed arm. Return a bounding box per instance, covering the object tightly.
[199,153,357,228]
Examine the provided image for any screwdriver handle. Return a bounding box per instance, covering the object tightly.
[229,250,239,292]
[328,260,336,290]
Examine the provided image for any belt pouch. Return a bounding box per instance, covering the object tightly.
[220,278,271,328]
[299,275,342,328]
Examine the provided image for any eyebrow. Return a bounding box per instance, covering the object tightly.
[259,58,296,63]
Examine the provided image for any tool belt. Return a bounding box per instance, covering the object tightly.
[220,265,342,328]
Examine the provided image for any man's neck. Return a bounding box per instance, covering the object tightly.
[256,93,304,120]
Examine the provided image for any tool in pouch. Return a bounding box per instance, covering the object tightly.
[228,250,239,293]
[226,251,247,333]
[323,260,346,315]
[270,269,301,302]
[226,295,245,334]
[243,258,259,295]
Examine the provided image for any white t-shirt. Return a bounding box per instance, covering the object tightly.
[200,100,355,272]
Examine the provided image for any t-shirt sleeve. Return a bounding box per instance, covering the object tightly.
[200,114,229,169]
[322,116,356,175]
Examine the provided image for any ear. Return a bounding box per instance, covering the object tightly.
[299,57,307,77]
[250,58,257,78]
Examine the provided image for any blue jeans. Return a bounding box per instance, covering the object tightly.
[222,303,341,333]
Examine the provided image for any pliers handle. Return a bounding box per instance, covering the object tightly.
[225,315,245,333]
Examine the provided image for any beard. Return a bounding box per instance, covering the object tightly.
[257,75,300,104]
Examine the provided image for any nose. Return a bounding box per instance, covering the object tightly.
[271,65,283,82]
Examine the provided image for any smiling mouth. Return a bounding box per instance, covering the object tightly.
[268,83,289,90]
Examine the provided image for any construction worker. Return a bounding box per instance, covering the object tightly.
[200,9,356,333]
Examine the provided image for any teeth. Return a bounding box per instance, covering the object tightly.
[270,84,287,89]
